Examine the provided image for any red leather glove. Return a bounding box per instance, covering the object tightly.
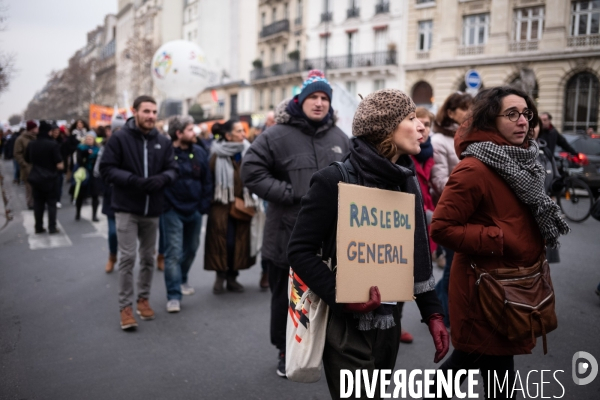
[427,313,449,363]
[343,286,381,313]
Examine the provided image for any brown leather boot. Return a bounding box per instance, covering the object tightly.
[105,254,117,273]
[120,307,138,330]
[259,272,269,290]
[226,276,244,293]
[136,298,155,320]
[156,254,165,271]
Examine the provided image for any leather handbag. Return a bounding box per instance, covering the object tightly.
[229,197,256,221]
[471,254,557,354]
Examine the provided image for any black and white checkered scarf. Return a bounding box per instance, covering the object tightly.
[462,139,570,248]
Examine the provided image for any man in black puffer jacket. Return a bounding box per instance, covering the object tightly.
[99,95,178,330]
[241,70,349,377]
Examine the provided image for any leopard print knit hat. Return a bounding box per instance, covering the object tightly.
[352,89,416,142]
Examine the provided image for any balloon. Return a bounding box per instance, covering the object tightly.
[151,40,216,99]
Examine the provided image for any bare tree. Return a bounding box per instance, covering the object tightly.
[8,113,21,125]
[0,1,16,96]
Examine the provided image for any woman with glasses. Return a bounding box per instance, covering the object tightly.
[430,87,569,399]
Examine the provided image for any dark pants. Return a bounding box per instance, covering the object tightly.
[323,306,402,400]
[435,246,454,327]
[76,193,99,218]
[33,187,57,232]
[434,350,515,399]
[107,216,118,255]
[13,159,20,182]
[266,260,288,352]
[56,172,64,202]
[158,213,166,255]
[217,216,239,278]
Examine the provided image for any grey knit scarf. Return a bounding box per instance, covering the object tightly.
[462,139,570,248]
[210,140,251,205]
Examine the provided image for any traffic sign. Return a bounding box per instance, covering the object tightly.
[465,69,482,90]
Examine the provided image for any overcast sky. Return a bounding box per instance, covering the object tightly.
[0,0,117,120]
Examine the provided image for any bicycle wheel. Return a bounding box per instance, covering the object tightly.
[557,178,593,222]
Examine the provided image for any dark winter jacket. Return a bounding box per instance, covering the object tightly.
[165,144,213,215]
[4,131,19,159]
[99,117,178,217]
[539,125,577,155]
[241,98,349,268]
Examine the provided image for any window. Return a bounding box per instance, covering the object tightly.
[283,44,288,61]
[564,72,599,132]
[260,50,265,62]
[284,3,289,19]
[271,47,276,64]
[296,0,303,24]
[418,20,433,51]
[188,31,192,41]
[272,7,277,22]
[373,79,385,91]
[514,7,544,41]
[270,89,275,108]
[281,86,287,101]
[347,32,356,55]
[323,0,330,12]
[259,90,264,110]
[463,13,489,46]
[346,81,356,96]
[571,1,600,36]
[374,28,388,52]
[320,36,329,57]
[261,12,266,28]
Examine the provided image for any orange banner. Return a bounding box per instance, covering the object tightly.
[89,104,130,128]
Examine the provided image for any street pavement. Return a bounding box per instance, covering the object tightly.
[1,158,599,400]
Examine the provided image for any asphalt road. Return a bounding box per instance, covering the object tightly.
[1,159,599,400]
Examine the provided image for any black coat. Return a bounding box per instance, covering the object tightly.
[539,126,577,155]
[99,118,178,217]
[287,164,442,319]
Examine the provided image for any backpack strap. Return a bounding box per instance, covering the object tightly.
[331,159,358,184]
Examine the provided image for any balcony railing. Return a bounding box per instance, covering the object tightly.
[260,19,290,39]
[509,40,539,52]
[457,44,484,55]
[251,51,397,81]
[347,7,360,18]
[567,34,600,47]
[99,39,116,60]
[321,11,333,22]
[375,2,390,14]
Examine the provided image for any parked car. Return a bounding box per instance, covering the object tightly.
[557,133,600,199]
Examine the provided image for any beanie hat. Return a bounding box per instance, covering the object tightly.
[298,70,333,105]
[111,115,126,130]
[26,120,38,131]
[352,89,416,143]
[85,130,97,139]
[38,120,52,137]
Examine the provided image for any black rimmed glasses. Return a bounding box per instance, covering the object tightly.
[497,109,534,122]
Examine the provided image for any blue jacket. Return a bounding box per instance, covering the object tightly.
[165,144,213,215]
[99,117,178,217]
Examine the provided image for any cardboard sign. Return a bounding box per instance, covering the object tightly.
[336,183,415,303]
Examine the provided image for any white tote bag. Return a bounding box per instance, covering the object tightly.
[285,266,330,383]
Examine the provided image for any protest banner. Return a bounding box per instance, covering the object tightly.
[336,182,415,303]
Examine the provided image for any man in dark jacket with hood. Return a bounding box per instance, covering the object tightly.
[162,115,212,313]
[241,70,349,377]
[99,95,178,331]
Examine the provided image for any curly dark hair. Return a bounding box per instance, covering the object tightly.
[435,92,473,129]
[466,86,539,139]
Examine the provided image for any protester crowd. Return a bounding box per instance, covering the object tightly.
[6,68,596,399]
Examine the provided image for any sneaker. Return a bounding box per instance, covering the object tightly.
[56,202,62,209]
[400,329,414,344]
[166,299,181,313]
[120,307,138,330]
[181,283,195,295]
[136,298,155,320]
[277,352,287,378]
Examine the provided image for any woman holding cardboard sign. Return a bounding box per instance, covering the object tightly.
[430,87,569,399]
[288,89,448,399]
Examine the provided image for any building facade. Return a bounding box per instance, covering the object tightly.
[404,0,600,132]
[251,0,308,117]
[305,0,403,98]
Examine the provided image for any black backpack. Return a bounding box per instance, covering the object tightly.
[331,159,357,185]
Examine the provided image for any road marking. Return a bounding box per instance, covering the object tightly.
[80,204,108,239]
[22,211,73,250]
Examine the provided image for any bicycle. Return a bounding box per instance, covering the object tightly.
[551,156,594,222]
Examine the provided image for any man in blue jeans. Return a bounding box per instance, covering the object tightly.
[163,115,213,313]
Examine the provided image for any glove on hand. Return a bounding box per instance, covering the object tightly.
[128,175,146,190]
[427,313,449,363]
[142,174,169,193]
[343,286,381,314]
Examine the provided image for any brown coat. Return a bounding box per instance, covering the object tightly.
[14,131,37,181]
[204,153,255,272]
[430,128,545,356]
